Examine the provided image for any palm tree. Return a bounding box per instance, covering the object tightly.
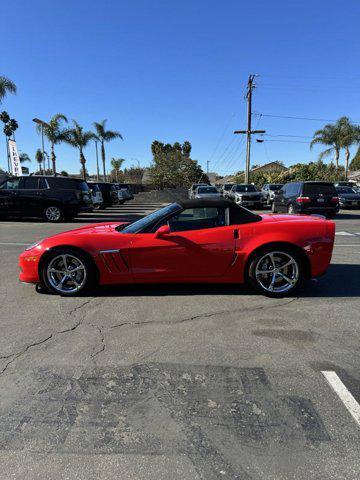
[337,116,360,179]
[310,124,341,168]
[111,157,125,182]
[19,152,31,163]
[37,114,68,175]
[35,148,44,175]
[64,120,95,180]
[93,120,123,182]
[0,76,17,104]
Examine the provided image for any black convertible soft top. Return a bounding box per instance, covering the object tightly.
[179,198,262,225]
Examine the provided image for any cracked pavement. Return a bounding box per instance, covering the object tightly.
[0,211,360,479]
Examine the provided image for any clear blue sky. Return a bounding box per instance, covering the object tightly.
[1,0,360,176]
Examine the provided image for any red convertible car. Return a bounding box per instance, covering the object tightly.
[19,199,335,297]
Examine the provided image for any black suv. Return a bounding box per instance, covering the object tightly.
[272,181,339,218]
[88,182,118,207]
[0,176,93,222]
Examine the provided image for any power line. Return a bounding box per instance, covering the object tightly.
[253,112,360,123]
[258,139,311,144]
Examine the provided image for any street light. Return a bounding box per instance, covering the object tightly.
[33,118,50,175]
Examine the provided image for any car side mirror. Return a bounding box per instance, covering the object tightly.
[155,224,170,237]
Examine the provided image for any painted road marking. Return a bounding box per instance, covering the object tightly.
[336,231,357,236]
[0,242,31,246]
[322,371,360,426]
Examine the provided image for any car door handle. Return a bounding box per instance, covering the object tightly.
[233,229,239,239]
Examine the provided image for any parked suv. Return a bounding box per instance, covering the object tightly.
[272,181,339,218]
[88,182,118,207]
[0,176,93,222]
[229,184,262,207]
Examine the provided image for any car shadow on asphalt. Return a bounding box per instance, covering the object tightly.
[334,212,360,220]
[298,263,360,298]
[85,264,360,298]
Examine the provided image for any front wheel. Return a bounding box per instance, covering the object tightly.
[247,247,304,297]
[41,248,97,296]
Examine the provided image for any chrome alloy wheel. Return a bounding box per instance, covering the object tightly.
[46,254,86,293]
[255,251,299,293]
[45,206,61,221]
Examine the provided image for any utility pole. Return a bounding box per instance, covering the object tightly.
[234,74,265,183]
[206,160,210,175]
[94,140,100,181]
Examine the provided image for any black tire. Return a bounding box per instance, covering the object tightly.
[41,247,97,296]
[271,202,277,213]
[246,246,304,298]
[43,205,64,223]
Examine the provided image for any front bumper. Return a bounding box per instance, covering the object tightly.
[19,249,41,284]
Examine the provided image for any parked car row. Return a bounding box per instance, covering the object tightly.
[0,175,134,222]
[189,179,360,219]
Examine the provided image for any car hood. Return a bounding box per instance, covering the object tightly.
[45,222,128,240]
[236,191,260,195]
[338,193,360,199]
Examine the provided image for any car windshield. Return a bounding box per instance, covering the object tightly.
[119,203,181,233]
[336,187,357,194]
[224,184,233,190]
[197,187,218,194]
[236,185,257,192]
[269,184,283,191]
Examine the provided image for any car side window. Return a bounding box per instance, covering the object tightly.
[38,178,48,189]
[22,177,39,189]
[0,178,21,190]
[168,207,226,232]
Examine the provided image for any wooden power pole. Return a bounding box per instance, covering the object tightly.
[234,74,265,183]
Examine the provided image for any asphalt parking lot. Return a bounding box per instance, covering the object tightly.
[0,203,360,480]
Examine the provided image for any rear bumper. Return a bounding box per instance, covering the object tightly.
[297,206,338,215]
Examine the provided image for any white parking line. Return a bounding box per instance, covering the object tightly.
[322,371,360,426]
[0,242,30,246]
[336,231,357,236]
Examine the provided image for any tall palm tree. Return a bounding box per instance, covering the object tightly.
[93,120,123,182]
[0,76,17,104]
[64,120,95,180]
[111,157,125,182]
[35,148,44,175]
[337,116,360,179]
[310,124,341,168]
[37,114,68,175]
[19,152,31,163]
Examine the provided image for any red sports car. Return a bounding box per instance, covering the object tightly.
[19,199,335,298]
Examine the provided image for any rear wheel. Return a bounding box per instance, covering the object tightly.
[43,205,63,223]
[247,247,304,297]
[41,248,97,296]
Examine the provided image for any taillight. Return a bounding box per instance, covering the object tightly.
[296,196,311,203]
[330,196,339,203]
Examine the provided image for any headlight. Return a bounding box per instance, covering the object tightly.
[25,241,41,251]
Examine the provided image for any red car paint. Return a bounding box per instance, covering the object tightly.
[19,214,335,287]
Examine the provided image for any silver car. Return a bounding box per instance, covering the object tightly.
[261,183,284,206]
[231,184,262,207]
[189,183,208,199]
[194,185,222,199]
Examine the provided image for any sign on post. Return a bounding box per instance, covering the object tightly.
[8,139,21,176]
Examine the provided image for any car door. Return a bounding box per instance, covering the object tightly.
[0,177,21,215]
[16,176,43,216]
[130,206,236,282]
